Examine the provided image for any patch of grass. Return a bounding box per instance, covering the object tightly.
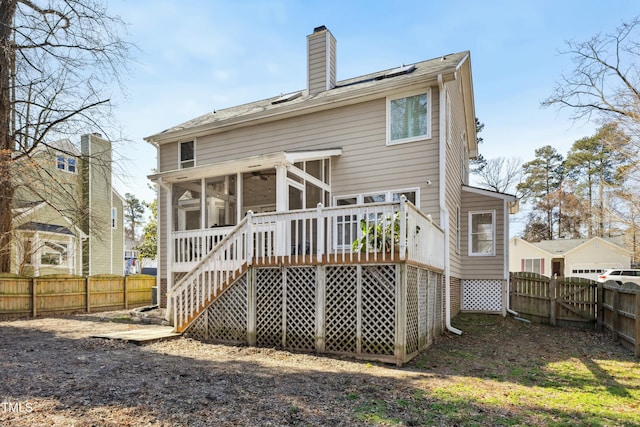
[110,315,132,323]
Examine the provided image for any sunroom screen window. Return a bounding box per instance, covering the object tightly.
[390,93,428,142]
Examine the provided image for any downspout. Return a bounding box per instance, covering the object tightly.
[505,201,518,316]
[438,74,462,335]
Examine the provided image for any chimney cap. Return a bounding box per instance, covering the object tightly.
[313,25,327,33]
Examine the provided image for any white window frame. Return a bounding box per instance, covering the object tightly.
[179,140,195,169]
[386,89,432,145]
[523,258,544,275]
[468,210,495,257]
[56,154,77,174]
[333,188,420,249]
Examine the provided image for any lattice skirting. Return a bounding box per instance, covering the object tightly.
[184,264,444,365]
[461,279,504,312]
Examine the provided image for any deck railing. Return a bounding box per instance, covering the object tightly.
[169,198,445,331]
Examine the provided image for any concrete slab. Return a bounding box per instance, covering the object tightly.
[92,326,181,344]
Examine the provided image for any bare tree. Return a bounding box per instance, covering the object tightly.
[0,0,131,271]
[542,16,640,148]
[473,156,523,195]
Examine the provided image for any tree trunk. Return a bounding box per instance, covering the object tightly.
[0,0,17,272]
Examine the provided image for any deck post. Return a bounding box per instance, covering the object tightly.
[399,196,407,261]
[316,203,324,262]
[396,264,407,366]
[247,267,256,345]
[246,211,254,266]
[315,265,326,352]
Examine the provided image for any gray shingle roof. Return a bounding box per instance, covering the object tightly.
[532,237,625,254]
[149,51,469,140]
[17,221,74,235]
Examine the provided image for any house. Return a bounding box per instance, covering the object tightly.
[509,236,630,280]
[12,134,125,277]
[145,26,516,364]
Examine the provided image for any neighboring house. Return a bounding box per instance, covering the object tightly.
[509,236,630,280]
[145,26,516,364]
[11,134,125,277]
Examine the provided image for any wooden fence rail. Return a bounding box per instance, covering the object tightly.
[0,274,156,318]
[510,272,639,357]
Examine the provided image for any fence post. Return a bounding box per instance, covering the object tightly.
[124,276,128,309]
[635,290,640,357]
[549,278,557,326]
[32,278,37,317]
[612,288,620,342]
[596,283,604,331]
[86,277,91,313]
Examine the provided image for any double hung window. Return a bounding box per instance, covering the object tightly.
[469,211,495,256]
[387,90,431,145]
[179,141,195,169]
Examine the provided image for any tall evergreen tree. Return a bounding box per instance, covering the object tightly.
[565,123,633,237]
[517,145,565,240]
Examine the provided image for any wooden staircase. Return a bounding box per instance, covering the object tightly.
[169,217,251,333]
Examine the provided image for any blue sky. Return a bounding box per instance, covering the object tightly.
[109,0,640,208]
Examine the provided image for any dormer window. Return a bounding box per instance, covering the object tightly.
[180,140,195,169]
[56,154,77,173]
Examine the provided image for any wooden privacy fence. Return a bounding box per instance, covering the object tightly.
[0,274,156,318]
[510,272,640,357]
[598,282,640,357]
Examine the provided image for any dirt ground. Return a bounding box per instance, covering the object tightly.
[0,309,633,426]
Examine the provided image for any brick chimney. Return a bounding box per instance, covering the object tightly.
[307,25,336,95]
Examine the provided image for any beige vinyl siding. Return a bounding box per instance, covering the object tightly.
[155,85,442,275]
[443,80,467,279]
[461,193,506,280]
[307,31,335,94]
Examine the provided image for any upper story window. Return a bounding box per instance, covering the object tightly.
[180,140,195,169]
[56,154,77,173]
[469,210,495,256]
[387,89,431,145]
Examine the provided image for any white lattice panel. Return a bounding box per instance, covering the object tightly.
[285,267,316,351]
[184,310,208,340]
[325,266,358,353]
[207,275,247,342]
[257,268,284,347]
[418,268,428,348]
[406,266,419,354]
[361,265,396,356]
[462,279,503,312]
